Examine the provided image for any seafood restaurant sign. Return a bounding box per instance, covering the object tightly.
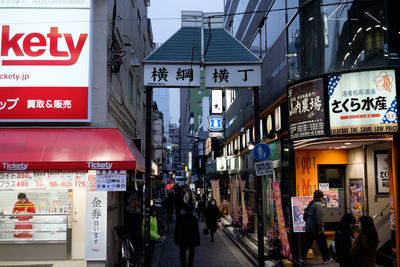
[0,1,91,122]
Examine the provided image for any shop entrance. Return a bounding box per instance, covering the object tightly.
[317,165,346,231]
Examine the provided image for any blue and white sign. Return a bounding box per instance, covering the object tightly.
[253,143,270,161]
[208,115,224,132]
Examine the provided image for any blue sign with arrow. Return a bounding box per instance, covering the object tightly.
[253,143,270,161]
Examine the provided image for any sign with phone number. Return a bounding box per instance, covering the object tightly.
[0,172,88,191]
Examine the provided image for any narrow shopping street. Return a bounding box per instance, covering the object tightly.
[153,216,255,267]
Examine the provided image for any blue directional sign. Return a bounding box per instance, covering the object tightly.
[208,115,224,132]
[253,143,270,161]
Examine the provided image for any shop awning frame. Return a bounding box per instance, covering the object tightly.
[0,128,145,172]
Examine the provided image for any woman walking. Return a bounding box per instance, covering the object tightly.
[350,215,379,267]
[334,213,356,266]
[205,198,221,242]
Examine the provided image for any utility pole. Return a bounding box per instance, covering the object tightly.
[253,86,264,267]
[144,86,153,267]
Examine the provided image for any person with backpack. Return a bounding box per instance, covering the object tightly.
[299,190,331,264]
[333,213,356,266]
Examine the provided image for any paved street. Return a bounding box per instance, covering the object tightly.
[153,216,255,267]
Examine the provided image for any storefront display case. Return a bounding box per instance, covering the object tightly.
[0,213,67,243]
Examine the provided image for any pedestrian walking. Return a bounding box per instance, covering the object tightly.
[333,213,356,266]
[183,189,197,210]
[196,189,206,221]
[205,198,221,242]
[141,205,160,262]
[175,186,183,218]
[350,215,379,267]
[173,204,200,267]
[299,190,331,264]
[166,191,175,222]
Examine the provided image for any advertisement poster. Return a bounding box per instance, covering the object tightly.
[86,191,107,260]
[329,70,398,135]
[211,180,221,206]
[95,170,126,191]
[273,182,292,259]
[319,183,329,197]
[216,157,226,172]
[239,179,248,230]
[389,195,395,230]
[288,78,325,139]
[291,196,313,232]
[326,189,339,208]
[349,181,364,221]
[375,151,389,194]
[0,2,91,122]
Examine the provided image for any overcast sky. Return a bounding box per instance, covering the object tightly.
[148,0,224,124]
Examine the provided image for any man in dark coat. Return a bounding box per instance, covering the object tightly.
[299,190,331,264]
[205,198,221,242]
[173,204,200,267]
[196,189,206,221]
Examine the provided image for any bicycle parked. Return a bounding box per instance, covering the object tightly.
[114,226,142,267]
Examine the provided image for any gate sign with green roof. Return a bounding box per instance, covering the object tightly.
[143,11,261,88]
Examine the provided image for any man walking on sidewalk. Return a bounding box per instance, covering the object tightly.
[173,204,200,267]
[299,190,331,264]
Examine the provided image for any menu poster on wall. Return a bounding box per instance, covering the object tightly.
[375,151,389,194]
[349,180,364,221]
[291,196,314,232]
[326,189,339,208]
[288,78,325,139]
[95,170,126,191]
[0,172,88,191]
[86,191,107,261]
[329,70,398,135]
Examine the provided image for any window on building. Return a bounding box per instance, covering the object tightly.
[198,89,204,95]
[197,114,202,128]
[266,0,285,51]
[232,0,248,36]
[197,101,202,107]
[250,26,266,58]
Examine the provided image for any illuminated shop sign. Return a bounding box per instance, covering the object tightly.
[329,70,397,135]
[0,3,91,122]
[288,78,326,139]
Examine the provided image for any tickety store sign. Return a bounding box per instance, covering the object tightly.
[0,1,91,122]
[144,64,261,88]
[329,70,398,135]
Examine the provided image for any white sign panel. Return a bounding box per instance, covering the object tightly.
[329,70,398,135]
[376,152,389,194]
[211,90,223,113]
[255,160,273,176]
[0,4,91,122]
[95,170,126,191]
[209,132,223,137]
[144,64,200,87]
[205,64,261,88]
[216,157,226,172]
[86,191,107,261]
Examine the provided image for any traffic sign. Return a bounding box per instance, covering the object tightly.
[253,143,270,161]
[255,160,273,176]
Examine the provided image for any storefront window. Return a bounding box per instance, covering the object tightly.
[287,0,395,83]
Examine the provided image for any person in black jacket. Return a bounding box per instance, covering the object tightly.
[205,198,221,242]
[334,213,356,266]
[173,204,200,267]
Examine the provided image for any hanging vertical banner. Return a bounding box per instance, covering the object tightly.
[239,179,248,230]
[349,181,363,221]
[211,89,223,113]
[86,191,107,260]
[230,177,239,225]
[211,180,221,206]
[291,196,314,233]
[273,182,292,259]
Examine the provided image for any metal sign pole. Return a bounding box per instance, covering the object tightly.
[253,86,264,266]
[144,86,153,267]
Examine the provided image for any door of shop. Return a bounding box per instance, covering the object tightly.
[317,165,346,231]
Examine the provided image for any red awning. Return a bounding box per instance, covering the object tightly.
[0,128,145,172]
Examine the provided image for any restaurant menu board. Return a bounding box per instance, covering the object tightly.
[291,196,313,232]
[329,70,398,135]
[95,170,126,191]
[0,172,87,191]
[288,78,325,139]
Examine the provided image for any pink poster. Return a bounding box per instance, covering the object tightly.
[273,182,292,259]
[211,180,221,206]
[240,179,248,230]
[230,177,238,224]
